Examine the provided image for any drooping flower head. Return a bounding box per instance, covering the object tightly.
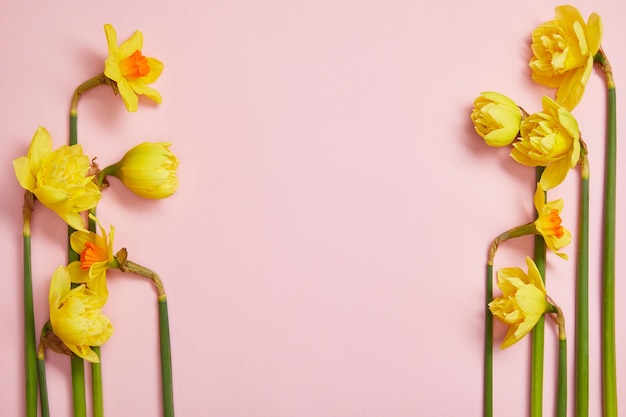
[49,265,113,363]
[104,24,164,112]
[511,96,580,190]
[104,142,179,199]
[529,5,602,110]
[12,126,102,231]
[67,215,116,301]
[471,92,522,147]
[489,257,551,348]
[533,184,571,259]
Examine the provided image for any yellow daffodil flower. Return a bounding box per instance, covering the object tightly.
[49,265,113,363]
[104,142,179,199]
[67,215,115,301]
[533,185,571,259]
[510,96,580,190]
[471,92,522,147]
[529,5,602,110]
[12,126,101,231]
[489,257,550,349]
[104,24,164,112]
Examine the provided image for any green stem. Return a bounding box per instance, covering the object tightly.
[557,338,568,417]
[88,208,105,417]
[92,346,104,417]
[71,356,87,417]
[531,167,547,417]
[37,324,51,417]
[23,191,37,417]
[116,255,174,417]
[575,144,590,417]
[595,49,618,417]
[159,297,175,417]
[484,263,493,417]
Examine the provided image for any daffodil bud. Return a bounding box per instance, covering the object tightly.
[529,5,602,110]
[105,142,179,199]
[470,92,522,147]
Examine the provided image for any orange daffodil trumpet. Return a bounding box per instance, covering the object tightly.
[533,184,571,259]
[104,24,164,112]
[489,257,554,349]
[511,96,580,190]
[529,5,602,111]
[12,126,101,231]
[471,92,522,147]
[49,265,114,363]
[102,142,179,199]
[67,215,116,301]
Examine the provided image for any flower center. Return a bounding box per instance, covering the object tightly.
[541,209,564,238]
[119,50,151,80]
[80,242,107,270]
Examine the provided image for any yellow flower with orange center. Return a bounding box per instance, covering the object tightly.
[533,185,571,259]
[49,265,113,363]
[529,5,602,110]
[104,24,163,112]
[67,215,115,301]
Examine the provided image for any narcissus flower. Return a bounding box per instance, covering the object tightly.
[533,185,571,259]
[529,5,602,110]
[511,96,580,190]
[104,24,164,112]
[12,126,101,231]
[49,265,113,363]
[104,142,179,199]
[471,92,522,147]
[67,215,116,301]
[489,257,550,349]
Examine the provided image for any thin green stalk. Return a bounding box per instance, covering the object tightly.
[88,210,105,417]
[575,144,590,417]
[37,324,51,417]
[117,254,174,417]
[23,191,37,417]
[595,49,618,417]
[484,262,493,417]
[68,191,86,417]
[159,296,175,417]
[549,303,568,417]
[531,167,547,417]
[92,346,103,417]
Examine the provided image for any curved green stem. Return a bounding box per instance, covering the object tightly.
[595,49,618,417]
[484,263,493,417]
[531,167,547,417]
[116,254,174,416]
[22,191,37,417]
[557,338,568,417]
[575,143,590,417]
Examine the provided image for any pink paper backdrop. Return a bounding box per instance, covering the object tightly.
[1,1,625,416]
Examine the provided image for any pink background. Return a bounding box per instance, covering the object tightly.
[1,1,625,416]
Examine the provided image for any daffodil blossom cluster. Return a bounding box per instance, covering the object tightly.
[15,23,178,417]
[472,5,615,417]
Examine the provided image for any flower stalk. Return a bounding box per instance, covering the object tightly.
[37,323,52,417]
[575,141,590,417]
[116,249,174,417]
[22,190,37,417]
[595,48,618,417]
[531,167,547,417]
